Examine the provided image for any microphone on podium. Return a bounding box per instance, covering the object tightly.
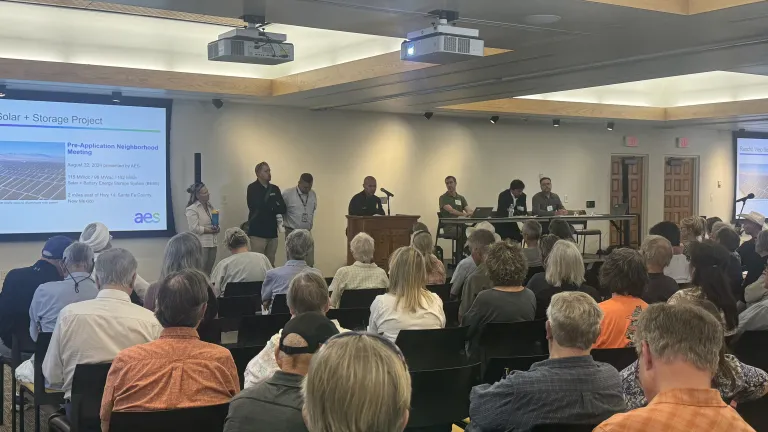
[380,188,395,197]
[736,193,755,203]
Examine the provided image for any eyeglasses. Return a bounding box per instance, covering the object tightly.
[326,331,407,365]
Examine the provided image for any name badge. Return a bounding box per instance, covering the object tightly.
[301,213,309,223]
[454,199,462,206]
[547,205,554,211]
[517,206,525,211]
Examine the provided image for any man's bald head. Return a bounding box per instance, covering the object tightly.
[363,176,377,196]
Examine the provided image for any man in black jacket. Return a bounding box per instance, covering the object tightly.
[247,162,286,266]
[348,176,385,216]
[0,236,70,357]
[494,179,527,241]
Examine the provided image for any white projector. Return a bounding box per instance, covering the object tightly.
[400,20,484,64]
[208,27,294,65]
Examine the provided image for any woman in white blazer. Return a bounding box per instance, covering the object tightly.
[185,182,219,275]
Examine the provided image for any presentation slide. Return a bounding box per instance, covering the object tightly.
[736,136,768,217]
[0,97,170,235]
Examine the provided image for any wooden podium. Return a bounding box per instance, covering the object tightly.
[346,215,420,270]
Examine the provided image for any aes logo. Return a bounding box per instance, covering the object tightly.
[134,212,161,224]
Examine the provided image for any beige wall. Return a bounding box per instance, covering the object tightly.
[0,100,735,281]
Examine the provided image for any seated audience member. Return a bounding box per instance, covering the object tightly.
[411,222,429,238]
[744,230,768,307]
[458,230,496,320]
[463,242,536,342]
[80,222,151,300]
[527,240,601,319]
[369,246,446,342]
[210,227,272,297]
[548,218,574,241]
[245,272,348,387]
[713,226,745,301]
[226,312,338,432]
[522,220,543,268]
[329,233,389,309]
[680,216,705,257]
[101,269,238,431]
[668,240,739,336]
[596,303,758,432]
[411,230,446,285]
[0,236,70,357]
[739,275,768,332]
[710,221,730,239]
[262,229,321,310]
[29,242,98,341]
[650,221,691,284]
[640,235,679,304]
[302,332,411,432]
[594,249,649,348]
[737,211,767,289]
[144,233,218,330]
[623,299,768,410]
[450,227,497,301]
[706,217,723,239]
[43,249,163,400]
[539,234,559,263]
[468,292,625,432]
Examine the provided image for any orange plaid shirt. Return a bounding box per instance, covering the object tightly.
[100,327,239,427]
[594,388,756,432]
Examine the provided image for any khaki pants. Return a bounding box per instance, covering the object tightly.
[250,236,278,267]
[202,247,217,276]
[285,227,315,267]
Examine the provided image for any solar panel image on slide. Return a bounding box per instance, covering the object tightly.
[0,141,66,200]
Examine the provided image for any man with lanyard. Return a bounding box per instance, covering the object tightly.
[494,179,527,241]
[247,161,287,267]
[439,176,474,263]
[282,173,318,267]
[531,176,568,234]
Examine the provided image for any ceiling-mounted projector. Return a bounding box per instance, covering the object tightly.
[401,11,484,64]
[208,16,294,65]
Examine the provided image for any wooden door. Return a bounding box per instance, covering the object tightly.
[610,156,644,247]
[664,158,695,224]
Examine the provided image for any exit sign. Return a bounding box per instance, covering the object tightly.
[676,137,689,148]
[624,136,639,147]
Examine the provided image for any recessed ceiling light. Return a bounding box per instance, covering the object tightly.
[607,121,615,131]
[553,119,561,127]
[524,14,562,25]
[112,91,122,103]
[0,85,6,98]
[490,116,500,124]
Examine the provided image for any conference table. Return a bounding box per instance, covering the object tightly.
[439,214,637,259]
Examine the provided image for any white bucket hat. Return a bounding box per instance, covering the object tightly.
[466,221,502,242]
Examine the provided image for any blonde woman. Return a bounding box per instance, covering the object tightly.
[210,227,273,297]
[185,182,219,275]
[526,240,601,319]
[368,247,445,342]
[679,215,705,258]
[302,332,411,432]
[411,230,446,285]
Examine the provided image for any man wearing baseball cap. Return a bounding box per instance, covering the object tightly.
[0,236,72,356]
[736,211,767,288]
[225,311,339,432]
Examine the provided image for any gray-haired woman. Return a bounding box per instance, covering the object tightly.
[210,227,273,297]
[185,182,219,275]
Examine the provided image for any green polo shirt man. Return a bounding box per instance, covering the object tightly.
[439,176,473,261]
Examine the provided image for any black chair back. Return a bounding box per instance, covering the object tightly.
[326,308,370,331]
[339,288,386,309]
[407,363,481,428]
[228,345,265,389]
[732,330,768,372]
[483,355,548,385]
[591,348,637,371]
[736,396,768,432]
[109,403,230,432]
[271,294,290,314]
[532,424,599,432]
[34,332,64,402]
[199,317,241,344]
[223,281,263,297]
[396,327,468,371]
[479,320,548,360]
[217,296,258,318]
[238,314,291,346]
[70,363,112,432]
[525,266,544,285]
[443,301,460,328]
[427,283,451,302]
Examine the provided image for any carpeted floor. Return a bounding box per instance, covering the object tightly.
[1,367,50,432]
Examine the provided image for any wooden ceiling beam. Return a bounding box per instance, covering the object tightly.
[440,98,667,121]
[586,0,765,14]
